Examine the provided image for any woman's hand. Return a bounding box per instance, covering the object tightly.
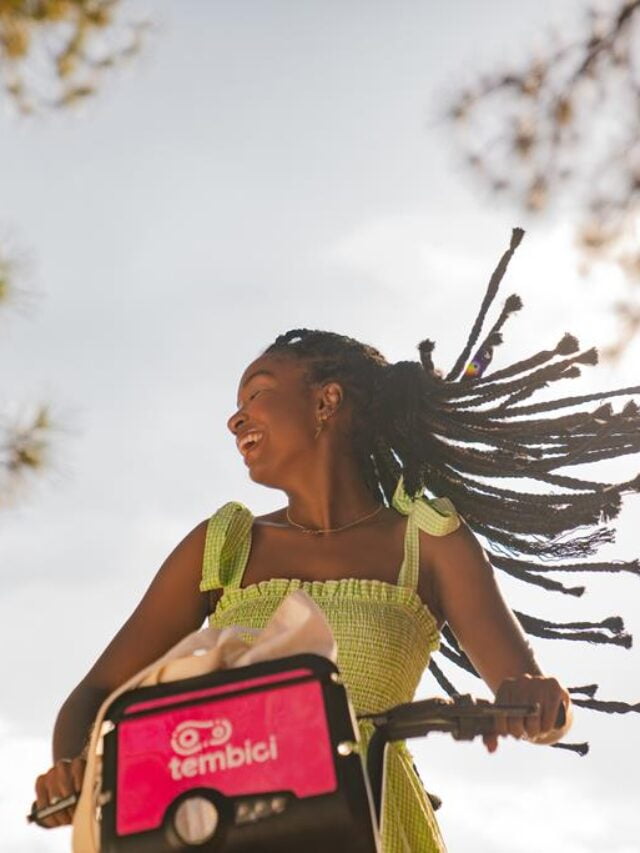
[33,756,86,828]
[424,523,573,754]
[483,673,573,753]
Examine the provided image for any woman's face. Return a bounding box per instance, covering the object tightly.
[227,354,339,488]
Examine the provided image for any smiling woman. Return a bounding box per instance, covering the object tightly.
[34,230,640,851]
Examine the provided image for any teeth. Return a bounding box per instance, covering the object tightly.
[239,432,263,453]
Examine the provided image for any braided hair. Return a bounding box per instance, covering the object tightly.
[263,228,640,754]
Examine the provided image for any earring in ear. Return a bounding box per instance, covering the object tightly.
[314,416,326,439]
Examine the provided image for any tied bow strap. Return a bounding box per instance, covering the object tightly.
[391,476,461,537]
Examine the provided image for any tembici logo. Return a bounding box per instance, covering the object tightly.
[168,718,278,781]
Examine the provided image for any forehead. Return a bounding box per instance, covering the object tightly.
[236,354,305,398]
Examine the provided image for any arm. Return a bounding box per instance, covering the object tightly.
[37,518,214,827]
[423,520,573,747]
[54,518,212,759]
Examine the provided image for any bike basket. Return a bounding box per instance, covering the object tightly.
[99,653,380,852]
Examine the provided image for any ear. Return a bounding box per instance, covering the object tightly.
[317,381,344,416]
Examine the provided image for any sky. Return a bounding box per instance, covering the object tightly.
[1,1,639,851]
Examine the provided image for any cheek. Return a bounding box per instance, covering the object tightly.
[262,399,313,446]
[247,403,313,479]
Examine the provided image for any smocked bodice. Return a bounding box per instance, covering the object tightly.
[199,477,460,853]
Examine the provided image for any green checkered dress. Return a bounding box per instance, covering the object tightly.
[200,476,460,852]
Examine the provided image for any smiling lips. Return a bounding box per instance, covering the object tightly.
[237,431,265,460]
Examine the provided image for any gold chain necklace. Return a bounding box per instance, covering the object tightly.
[286,502,384,535]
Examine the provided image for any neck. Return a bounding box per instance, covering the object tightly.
[283,454,382,533]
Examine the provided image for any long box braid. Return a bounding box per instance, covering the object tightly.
[264,228,640,754]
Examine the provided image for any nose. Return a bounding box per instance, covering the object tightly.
[227,409,246,435]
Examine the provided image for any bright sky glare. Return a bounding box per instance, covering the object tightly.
[1,2,638,851]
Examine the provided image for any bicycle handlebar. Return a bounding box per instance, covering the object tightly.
[362,693,566,822]
[28,693,563,828]
[358,694,541,741]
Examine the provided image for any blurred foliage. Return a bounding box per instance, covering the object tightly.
[0,3,150,502]
[0,403,51,498]
[447,0,640,360]
[0,0,149,112]
[0,241,51,505]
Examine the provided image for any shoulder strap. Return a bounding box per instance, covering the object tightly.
[199,502,254,592]
[392,476,461,590]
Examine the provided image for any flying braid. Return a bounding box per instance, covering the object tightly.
[264,228,640,754]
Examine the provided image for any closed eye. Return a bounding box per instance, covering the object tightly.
[235,387,270,411]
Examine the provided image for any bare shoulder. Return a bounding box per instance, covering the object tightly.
[419,516,487,562]
[174,517,210,554]
[417,519,491,626]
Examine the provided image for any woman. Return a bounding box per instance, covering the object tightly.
[35,231,639,850]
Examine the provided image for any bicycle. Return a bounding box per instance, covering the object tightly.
[29,653,543,851]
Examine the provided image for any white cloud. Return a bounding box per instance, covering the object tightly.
[323,213,485,293]
[432,771,639,853]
